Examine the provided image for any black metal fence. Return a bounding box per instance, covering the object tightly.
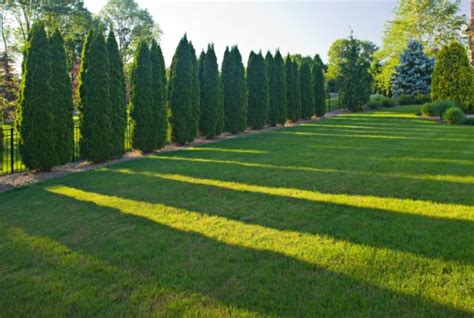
[1,121,133,176]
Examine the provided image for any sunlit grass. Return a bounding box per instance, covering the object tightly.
[0,106,473,316]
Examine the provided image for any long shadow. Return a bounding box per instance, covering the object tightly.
[0,188,471,317]
[67,168,474,264]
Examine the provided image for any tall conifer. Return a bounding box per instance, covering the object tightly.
[150,40,168,149]
[265,51,278,126]
[50,30,74,164]
[130,41,154,152]
[286,56,301,122]
[16,22,57,170]
[247,51,269,129]
[313,55,326,117]
[222,46,247,133]
[300,61,314,119]
[189,41,200,141]
[274,50,287,125]
[107,31,127,157]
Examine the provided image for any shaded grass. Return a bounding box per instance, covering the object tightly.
[0,106,473,316]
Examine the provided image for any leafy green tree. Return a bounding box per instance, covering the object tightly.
[106,31,127,157]
[274,50,287,125]
[78,30,114,162]
[286,55,301,122]
[169,35,196,144]
[265,51,278,126]
[300,61,314,119]
[16,22,57,170]
[391,40,434,97]
[150,39,167,149]
[375,0,467,94]
[222,46,247,133]
[247,51,269,129]
[50,30,74,165]
[130,41,154,152]
[431,41,473,111]
[199,45,224,138]
[313,55,326,117]
[100,0,161,64]
[337,35,373,112]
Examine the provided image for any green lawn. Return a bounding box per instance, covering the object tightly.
[0,106,473,317]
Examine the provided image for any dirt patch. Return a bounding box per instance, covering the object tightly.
[0,111,346,193]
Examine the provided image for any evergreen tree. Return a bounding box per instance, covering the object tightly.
[222,46,247,133]
[286,56,302,122]
[150,40,168,149]
[169,35,195,144]
[431,41,472,111]
[199,44,224,138]
[130,41,154,152]
[78,30,114,162]
[274,50,287,125]
[189,41,200,141]
[337,35,373,112]
[391,40,434,97]
[313,55,326,117]
[300,61,314,119]
[107,31,127,157]
[49,30,74,165]
[265,51,278,126]
[16,22,57,170]
[247,51,269,129]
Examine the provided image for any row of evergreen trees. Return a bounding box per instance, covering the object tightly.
[16,24,327,171]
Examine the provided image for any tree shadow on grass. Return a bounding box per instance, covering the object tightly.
[0,188,471,317]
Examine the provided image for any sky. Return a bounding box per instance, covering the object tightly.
[83,0,471,66]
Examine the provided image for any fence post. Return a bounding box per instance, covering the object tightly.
[10,127,14,174]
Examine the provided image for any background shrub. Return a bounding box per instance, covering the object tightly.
[444,107,465,125]
[421,100,457,117]
[463,117,474,125]
[414,93,430,105]
[397,94,416,105]
[367,95,393,109]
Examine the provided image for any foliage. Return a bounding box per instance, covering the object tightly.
[0,52,18,121]
[285,55,301,122]
[312,55,326,117]
[391,40,434,97]
[337,35,373,112]
[431,41,473,111]
[198,44,224,138]
[420,100,457,117]
[107,31,127,157]
[247,51,269,129]
[222,45,247,134]
[100,0,161,64]
[130,41,154,153]
[78,30,113,162]
[49,30,74,165]
[299,61,314,119]
[443,106,465,125]
[15,22,57,170]
[273,50,287,125]
[397,95,416,105]
[189,40,200,141]
[150,39,167,149]
[169,35,198,144]
[367,95,395,109]
[463,117,474,125]
[265,51,277,126]
[375,0,467,94]
[414,93,431,105]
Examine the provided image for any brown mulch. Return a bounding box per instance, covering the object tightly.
[0,110,346,193]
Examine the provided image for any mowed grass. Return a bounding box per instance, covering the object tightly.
[1,106,473,317]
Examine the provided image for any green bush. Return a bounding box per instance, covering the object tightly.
[414,93,430,105]
[421,100,457,117]
[444,107,465,125]
[397,95,416,105]
[463,117,474,125]
[382,98,395,108]
[367,95,394,109]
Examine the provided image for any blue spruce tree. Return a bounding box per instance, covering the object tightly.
[391,40,434,97]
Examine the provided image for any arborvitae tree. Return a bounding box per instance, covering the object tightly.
[78,31,114,162]
[274,50,287,125]
[431,41,473,111]
[16,22,57,170]
[337,35,373,112]
[150,40,168,149]
[130,41,154,152]
[189,41,200,141]
[49,30,74,165]
[286,56,302,122]
[265,51,277,126]
[300,61,314,119]
[169,35,195,144]
[313,55,326,117]
[222,46,247,133]
[199,45,224,138]
[107,31,127,157]
[247,51,269,129]
[391,40,434,97]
